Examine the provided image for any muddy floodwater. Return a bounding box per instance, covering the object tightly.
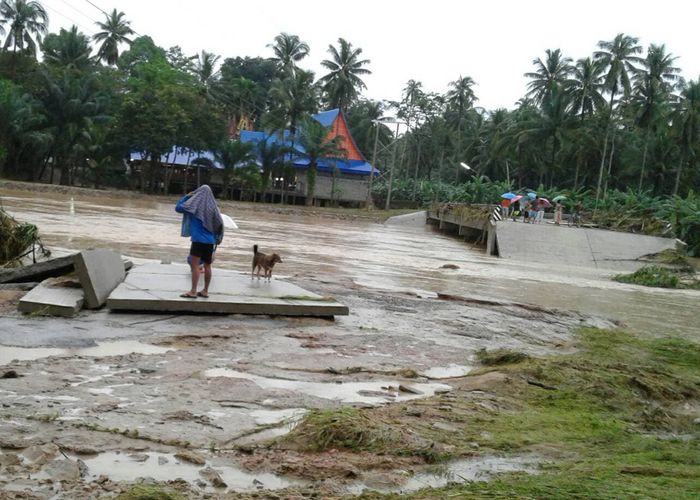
[0,187,698,498]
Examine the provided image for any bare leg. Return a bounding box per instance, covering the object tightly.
[185,256,200,296]
[201,263,212,297]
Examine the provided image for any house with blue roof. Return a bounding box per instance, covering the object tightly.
[127,109,377,204]
[240,108,378,206]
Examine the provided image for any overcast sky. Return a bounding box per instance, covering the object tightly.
[42,0,700,111]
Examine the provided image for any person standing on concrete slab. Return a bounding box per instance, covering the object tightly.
[176,185,224,299]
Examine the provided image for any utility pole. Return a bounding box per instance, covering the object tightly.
[367,121,380,208]
[385,122,401,210]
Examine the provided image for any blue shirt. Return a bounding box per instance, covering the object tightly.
[176,195,216,244]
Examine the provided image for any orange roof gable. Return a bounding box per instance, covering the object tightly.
[325,112,366,162]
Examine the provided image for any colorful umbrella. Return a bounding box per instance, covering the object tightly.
[538,197,552,207]
[552,195,567,202]
[507,194,524,205]
[527,192,537,199]
[501,192,517,199]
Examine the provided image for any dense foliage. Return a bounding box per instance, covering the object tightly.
[0,3,697,248]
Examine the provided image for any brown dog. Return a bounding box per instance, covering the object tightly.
[252,244,282,281]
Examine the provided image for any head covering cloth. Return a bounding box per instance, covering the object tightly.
[180,185,223,237]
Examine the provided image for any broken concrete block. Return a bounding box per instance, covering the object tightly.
[18,277,84,317]
[73,249,125,309]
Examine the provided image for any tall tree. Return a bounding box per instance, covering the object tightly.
[446,75,477,177]
[267,69,317,137]
[0,79,47,179]
[593,33,643,203]
[215,139,256,199]
[42,26,93,71]
[568,57,606,119]
[268,32,309,76]
[192,50,220,94]
[0,0,48,55]
[93,9,135,66]
[525,49,573,107]
[672,78,700,196]
[319,38,371,110]
[631,44,680,191]
[295,118,345,205]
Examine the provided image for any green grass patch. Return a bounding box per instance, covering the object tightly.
[354,328,700,498]
[114,485,184,500]
[614,265,700,289]
[281,407,403,452]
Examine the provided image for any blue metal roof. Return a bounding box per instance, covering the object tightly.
[239,112,378,176]
[129,147,224,169]
[313,109,340,127]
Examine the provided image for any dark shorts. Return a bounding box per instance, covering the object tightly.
[190,242,214,264]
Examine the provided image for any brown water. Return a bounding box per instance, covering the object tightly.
[2,188,698,338]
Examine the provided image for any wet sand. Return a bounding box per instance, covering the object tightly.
[0,186,698,497]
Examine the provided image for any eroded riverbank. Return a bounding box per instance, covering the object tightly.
[0,185,698,498]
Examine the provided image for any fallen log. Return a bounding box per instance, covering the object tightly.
[0,255,76,284]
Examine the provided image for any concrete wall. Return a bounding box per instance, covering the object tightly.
[296,172,369,203]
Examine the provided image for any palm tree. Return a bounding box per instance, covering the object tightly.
[0,0,48,55]
[268,32,309,76]
[593,33,643,203]
[0,80,47,179]
[215,139,256,199]
[525,49,573,107]
[267,69,317,137]
[295,118,345,205]
[255,139,293,198]
[568,57,606,119]
[631,44,680,191]
[42,26,93,71]
[319,38,371,110]
[671,78,700,196]
[193,50,220,93]
[93,8,135,66]
[41,72,107,185]
[446,75,477,178]
[518,84,574,187]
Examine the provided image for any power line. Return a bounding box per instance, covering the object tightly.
[42,0,96,36]
[82,0,142,37]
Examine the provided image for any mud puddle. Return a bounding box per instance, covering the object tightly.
[205,368,452,404]
[348,455,539,494]
[421,364,472,379]
[74,451,301,492]
[0,340,174,366]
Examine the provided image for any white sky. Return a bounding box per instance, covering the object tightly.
[43,0,700,111]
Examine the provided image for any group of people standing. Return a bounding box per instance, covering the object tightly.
[502,197,584,226]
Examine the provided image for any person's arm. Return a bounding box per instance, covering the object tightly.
[175,193,192,213]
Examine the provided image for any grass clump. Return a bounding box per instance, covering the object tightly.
[282,407,401,452]
[414,328,700,498]
[476,348,530,365]
[114,485,184,500]
[0,206,48,267]
[614,265,700,289]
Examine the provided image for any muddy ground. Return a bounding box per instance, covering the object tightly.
[0,184,697,498]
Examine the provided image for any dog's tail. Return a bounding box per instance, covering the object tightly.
[253,244,258,254]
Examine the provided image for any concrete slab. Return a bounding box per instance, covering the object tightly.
[495,221,677,271]
[74,250,125,309]
[385,211,427,227]
[18,278,84,317]
[107,263,349,317]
